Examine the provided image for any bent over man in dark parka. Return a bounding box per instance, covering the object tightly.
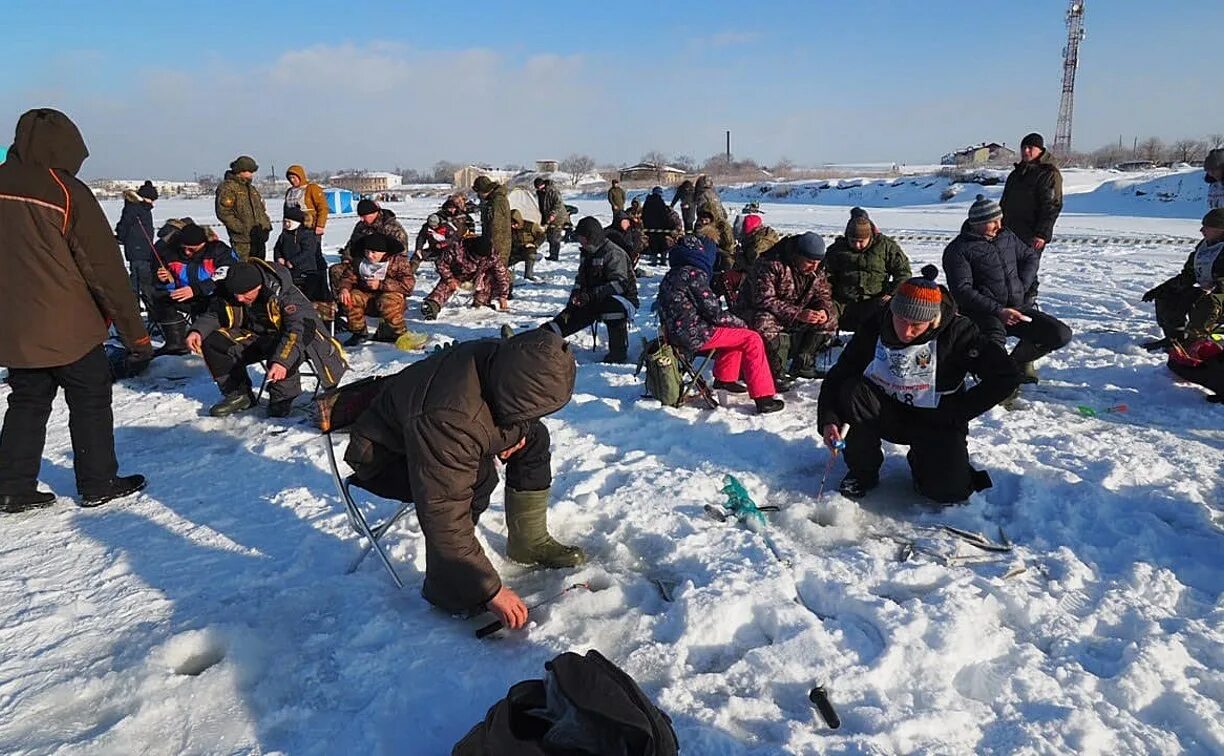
[343,329,585,631]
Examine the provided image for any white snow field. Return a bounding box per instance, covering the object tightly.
[0,183,1220,755]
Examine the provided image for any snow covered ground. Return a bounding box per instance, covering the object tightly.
[0,192,1220,755]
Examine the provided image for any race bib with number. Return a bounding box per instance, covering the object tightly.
[864,338,940,408]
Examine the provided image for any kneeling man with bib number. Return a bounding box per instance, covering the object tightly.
[817,266,1022,503]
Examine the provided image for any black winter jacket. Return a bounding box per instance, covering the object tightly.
[273,225,322,274]
[114,192,155,263]
[818,290,1021,429]
[574,238,639,308]
[942,225,1039,317]
[1000,151,1063,244]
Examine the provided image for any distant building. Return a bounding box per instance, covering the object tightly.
[618,162,688,185]
[87,179,203,197]
[452,165,518,190]
[940,143,1016,167]
[535,159,559,173]
[328,171,404,193]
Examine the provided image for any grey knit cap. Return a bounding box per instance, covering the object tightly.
[890,265,943,323]
[968,194,1002,225]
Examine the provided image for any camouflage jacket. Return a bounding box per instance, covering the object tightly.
[342,209,410,260]
[536,182,569,228]
[215,171,272,240]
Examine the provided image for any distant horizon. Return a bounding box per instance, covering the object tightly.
[3,0,1219,180]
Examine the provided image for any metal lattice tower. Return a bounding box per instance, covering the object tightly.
[1053,1,1086,156]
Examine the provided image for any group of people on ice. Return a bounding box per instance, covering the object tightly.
[2,110,1221,636]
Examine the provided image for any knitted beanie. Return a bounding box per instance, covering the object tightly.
[846,207,873,241]
[793,232,826,261]
[220,262,262,295]
[1203,207,1224,230]
[283,206,306,223]
[890,264,943,323]
[1021,132,1044,150]
[177,223,208,247]
[356,199,379,216]
[968,194,1002,225]
[742,214,763,235]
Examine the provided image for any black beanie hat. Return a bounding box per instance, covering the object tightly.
[793,232,826,261]
[283,206,306,223]
[177,223,208,247]
[574,216,605,245]
[356,199,379,216]
[465,235,493,257]
[1021,132,1045,150]
[137,180,158,202]
[221,262,262,295]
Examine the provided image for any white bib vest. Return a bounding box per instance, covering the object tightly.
[359,259,390,282]
[1193,241,1223,288]
[864,338,941,408]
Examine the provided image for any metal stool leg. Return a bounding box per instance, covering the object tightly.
[323,433,406,588]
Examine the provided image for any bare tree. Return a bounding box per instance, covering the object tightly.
[640,150,669,168]
[672,154,697,172]
[559,154,596,186]
[1207,133,1224,150]
[702,152,732,176]
[429,160,460,184]
[1171,139,1204,164]
[196,173,221,193]
[1138,137,1165,163]
[771,157,796,175]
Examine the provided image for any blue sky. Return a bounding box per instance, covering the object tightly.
[2,0,1219,178]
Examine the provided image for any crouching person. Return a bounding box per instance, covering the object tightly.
[343,329,584,630]
[1141,208,1224,350]
[817,266,1022,503]
[734,232,838,387]
[187,260,348,418]
[543,217,639,363]
[658,235,784,414]
[420,236,511,320]
[330,233,415,346]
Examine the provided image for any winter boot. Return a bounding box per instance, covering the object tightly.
[208,389,256,418]
[154,317,190,356]
[80,474,146,507]
[838,474,877,499]
[372,323,402,343]
[1019,361,1039,384]
[420,299,440,321]
[266,398,294,418]
[713,380,749,394]
[504,487,586,567]
[345,330,370,347]
[522,257,541,283]
[499,324,515,340]
[601,319,629,364]
[754,396,785,414]
[0,490,56,513]
[789,352,826,380]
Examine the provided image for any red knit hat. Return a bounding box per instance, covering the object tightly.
[742,214,762,235]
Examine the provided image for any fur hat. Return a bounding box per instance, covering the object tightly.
[229,155,258,173]
[890,265,943,323]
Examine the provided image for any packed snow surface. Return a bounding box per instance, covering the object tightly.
[0,191,1220,755]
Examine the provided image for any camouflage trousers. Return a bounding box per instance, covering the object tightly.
[342,290,407,335]
[1156,287,1224,339]
[426,271,499,309]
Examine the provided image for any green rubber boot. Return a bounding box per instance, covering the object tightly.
[505,487,586,567]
